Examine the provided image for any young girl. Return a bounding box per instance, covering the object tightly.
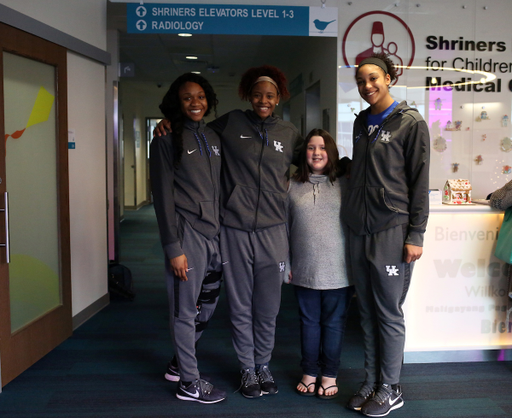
[150,73,226,404]
[343,53,430,417]
[288,128,353,400]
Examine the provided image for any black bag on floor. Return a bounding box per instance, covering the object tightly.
[108,263,135,301]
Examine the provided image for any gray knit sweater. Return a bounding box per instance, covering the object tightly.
[287,174,352,290]
[490,180,512,210]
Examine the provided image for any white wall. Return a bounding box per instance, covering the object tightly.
[67,51,108,316]
[0,0,109,318]
[0,0,106,50]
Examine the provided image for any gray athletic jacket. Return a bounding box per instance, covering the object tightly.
[341,101,430,247]
[150,119,222,259]
[208,109,302,232]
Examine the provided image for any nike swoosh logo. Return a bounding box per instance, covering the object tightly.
[187,149,197,154]
[240,135,252,139]
[182,387,199,398]
[389,395,401,406]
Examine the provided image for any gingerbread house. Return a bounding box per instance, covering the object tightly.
[443,179,472,204]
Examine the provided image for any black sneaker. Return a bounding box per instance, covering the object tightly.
[361,384,404,417]
[257,365,278,395]
[346,382,375,411]
[176,378,227,404]
[164,360,180,382]
[240,368,262,398]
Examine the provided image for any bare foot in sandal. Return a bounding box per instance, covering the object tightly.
[317,376,339,399]
[296,374,316,396]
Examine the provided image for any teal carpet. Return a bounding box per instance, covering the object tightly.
[1,204,512,417]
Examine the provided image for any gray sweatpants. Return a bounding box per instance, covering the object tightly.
[348,224,413,385]
[221,224,288,370]
[166,216,222,382]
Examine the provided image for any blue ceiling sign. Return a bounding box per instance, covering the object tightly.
[127,4,338,37]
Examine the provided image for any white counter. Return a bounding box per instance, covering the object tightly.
[403,203,512,363]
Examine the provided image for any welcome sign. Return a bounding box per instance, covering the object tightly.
[127,3,338,37]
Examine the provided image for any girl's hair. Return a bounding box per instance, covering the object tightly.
[293,128,339,183]
[356,52,398,86]
[159,73,218,168]
[238,65,290,101]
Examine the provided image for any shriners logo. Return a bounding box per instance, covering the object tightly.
[342,11,416,86]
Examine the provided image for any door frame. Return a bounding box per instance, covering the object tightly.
[0,23,72,388]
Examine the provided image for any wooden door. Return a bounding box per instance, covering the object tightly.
[0,23,72,387]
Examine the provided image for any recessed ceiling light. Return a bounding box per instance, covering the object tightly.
[178,33,192,37]
[186,56,198,60]
[192,71,201,74]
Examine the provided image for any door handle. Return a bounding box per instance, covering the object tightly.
[0,192,10,263]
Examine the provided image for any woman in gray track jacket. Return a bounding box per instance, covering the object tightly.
[208,66,302,399]
[150,73,226,404]
[343,53,430,418]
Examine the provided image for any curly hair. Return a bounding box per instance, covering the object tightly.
[356,52,398,86]
[238,65,290,101]
[293,128,339,184]
[159,73,218,168]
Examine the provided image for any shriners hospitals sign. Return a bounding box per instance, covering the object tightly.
[342,10,512,92]
[342,11,415,86]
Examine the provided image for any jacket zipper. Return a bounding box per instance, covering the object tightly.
[361,108,404,234]
[253,121,266,231]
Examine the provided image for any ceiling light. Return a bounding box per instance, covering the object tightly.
[186,56,198,60]
[192,71,201,74]
[178,33,192,37]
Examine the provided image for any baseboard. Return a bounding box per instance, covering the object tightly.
[72,293,110,330]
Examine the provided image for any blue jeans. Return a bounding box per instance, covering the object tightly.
[294,285,354,378]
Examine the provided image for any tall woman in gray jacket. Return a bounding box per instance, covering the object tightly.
[150,73,226,404]
[343,53,430,418]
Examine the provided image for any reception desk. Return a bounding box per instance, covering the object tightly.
[403,204,512,363]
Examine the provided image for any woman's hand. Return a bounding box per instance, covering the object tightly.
[403,244,423,264]
[170,254,189,281]
[153,119,172,137]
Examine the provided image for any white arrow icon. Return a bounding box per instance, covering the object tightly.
[136,6,147,17]
[136,20,147,31]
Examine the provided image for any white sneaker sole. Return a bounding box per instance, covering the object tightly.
[176,393,226,404]
[164,372,180,382]
[363,400,404,417]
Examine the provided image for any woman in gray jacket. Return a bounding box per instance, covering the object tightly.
[343,53,430,417]
[150,73,225,404]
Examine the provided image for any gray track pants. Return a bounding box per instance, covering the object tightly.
[221,224,288,370]
[166,217,222,382]
[348,224,413,385]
